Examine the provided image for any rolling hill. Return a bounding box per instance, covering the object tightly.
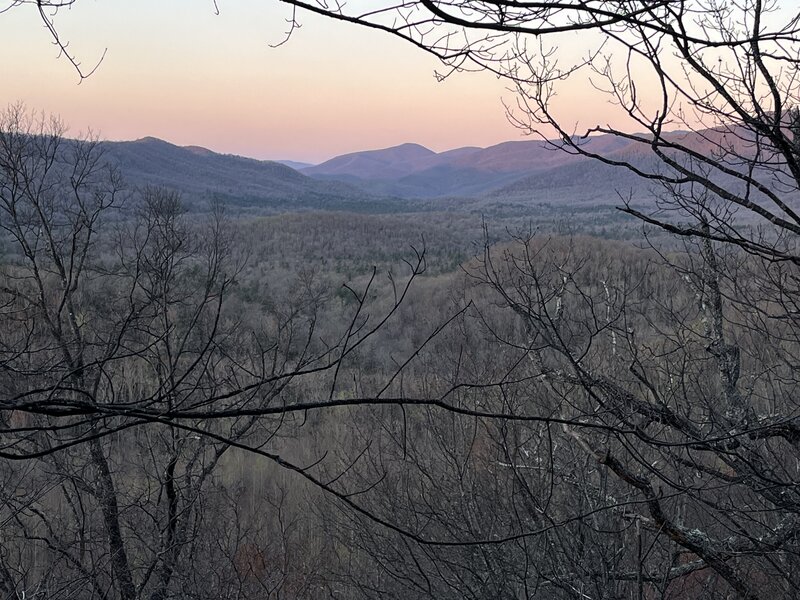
[301,136,655,199]
[94,128,765,214]
[102,137,407,212]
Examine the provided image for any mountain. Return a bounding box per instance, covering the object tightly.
[102,137,403,212]
[484,128,767,204]
[96,129,761,213]
[487,157,655,204]
[300,137,644,199]
[298,130,754,202]
[303,143,443,180]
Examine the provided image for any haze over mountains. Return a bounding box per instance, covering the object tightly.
[102,131,723,212]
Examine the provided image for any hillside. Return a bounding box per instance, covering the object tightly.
[301,136,649,199]
[102,137,406,212]
[302,142,442,179]
[300,130,761,203]
[96,130,765,212]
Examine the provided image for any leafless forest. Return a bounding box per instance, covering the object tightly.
[5,1,800,599]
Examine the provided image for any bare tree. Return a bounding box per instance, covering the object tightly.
[0,105,433,599]
[9,2,800,598]
[313,232,800,600]
[229,3,800,596]
[18,0,800,257]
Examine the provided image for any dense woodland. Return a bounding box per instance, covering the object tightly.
[6,0,800,597]
[1,101,799,600]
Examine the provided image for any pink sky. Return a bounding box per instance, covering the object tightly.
[2,1,620,163]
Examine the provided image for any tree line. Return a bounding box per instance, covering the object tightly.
[6,0,800,597]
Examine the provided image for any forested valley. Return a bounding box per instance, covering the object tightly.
[2,97,800,600]
[8,2,800,597]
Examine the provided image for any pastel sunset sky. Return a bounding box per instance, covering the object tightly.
[2,1,615,163]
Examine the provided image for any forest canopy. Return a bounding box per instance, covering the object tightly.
[3,1,800,599]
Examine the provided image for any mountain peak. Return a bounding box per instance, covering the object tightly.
[134,136,167,144]
[389,142,435,154]
[303,142,439,180]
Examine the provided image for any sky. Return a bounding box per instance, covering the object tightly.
[5,2,784,164]
[1,0,542,163]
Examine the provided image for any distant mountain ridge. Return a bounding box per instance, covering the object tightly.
[102,137,401,212]
[95,130,750,212]
[301,129,754,201]
[302,136,657,199]
[304,143,441,180]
